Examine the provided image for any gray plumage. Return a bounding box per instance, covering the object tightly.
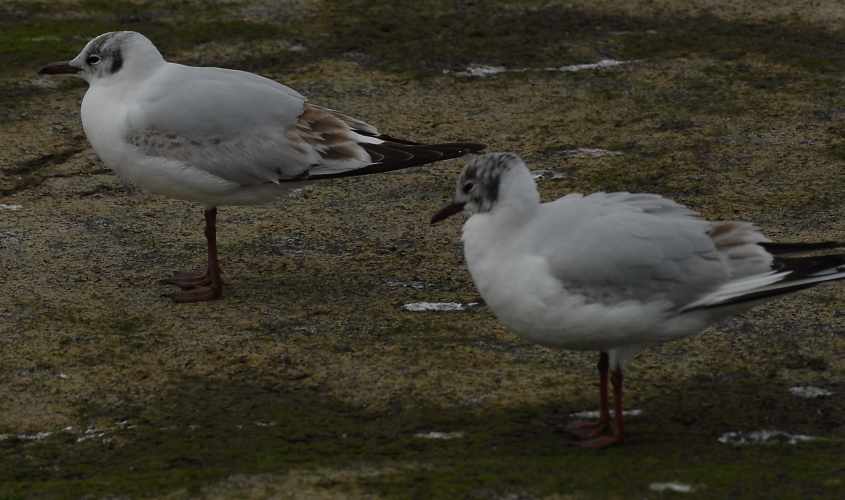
[437,153,845,364]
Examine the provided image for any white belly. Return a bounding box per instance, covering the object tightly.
[80,86,289,207]
[467,245,712,352]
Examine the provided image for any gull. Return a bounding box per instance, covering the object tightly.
[431,152,845,448]
[39,31,484,302]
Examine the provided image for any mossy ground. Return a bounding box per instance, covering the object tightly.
[1,0,844,498]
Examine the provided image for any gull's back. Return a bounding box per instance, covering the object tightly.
[116,61,316,188]
[130,61,306,143]
[523,192,737,309]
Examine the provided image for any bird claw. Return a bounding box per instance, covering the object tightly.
[575,433,624,449]
[566,419,610,440]
[166,284,222,303]
[161,267,224,302]
[161,270,213,290]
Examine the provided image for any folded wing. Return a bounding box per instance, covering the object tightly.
[125,63,483,187]
[535,192,729,308]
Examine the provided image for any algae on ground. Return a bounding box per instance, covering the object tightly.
[1,1,844,499]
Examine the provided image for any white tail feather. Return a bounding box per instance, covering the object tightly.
[682,268,845,311]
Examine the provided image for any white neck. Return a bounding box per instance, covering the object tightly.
[462,166,540,263]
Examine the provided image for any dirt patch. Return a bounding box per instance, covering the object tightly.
[1,1,844,498]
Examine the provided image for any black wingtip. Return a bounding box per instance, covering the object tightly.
[279,140,487,182]
[327,141,486,179]
[456,143,487,154]
[685,249,845,313]
[372,136,486,155]
[773,253,845,276]
[761,241,845,255]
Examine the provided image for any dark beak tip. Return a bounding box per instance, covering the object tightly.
[430,202,465,225]
[38,62,79,75]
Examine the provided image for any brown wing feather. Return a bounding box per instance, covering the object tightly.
[283,103,485,181]
[286,104,370,162]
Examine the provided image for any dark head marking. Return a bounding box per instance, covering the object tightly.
[456,153,523,214]
[458,153,522,212]
[110,50,123,73]
[41,31,162,82]
[86,32,112,54]
[82,31,130,76]
[431,152,529,224]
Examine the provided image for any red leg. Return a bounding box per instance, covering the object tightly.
[599,354,611,425]
[579,367,625,448]
[567,352,610,438]
[612,368,624,443]
[166,207,224,303]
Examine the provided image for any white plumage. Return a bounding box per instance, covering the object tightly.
[433,152,845,447]
[40,31,483,301]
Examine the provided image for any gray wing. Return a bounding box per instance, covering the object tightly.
[533,192,730,307]
[124,63,377,186]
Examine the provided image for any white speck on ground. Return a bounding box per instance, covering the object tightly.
[555,59,628,72]
[449,64,508,77]
[0,431,52,442]
[0,204,23,210]
[448,59,631,78]
[570,409,642,419]
[789,386,833,398]
[414,431,465,440]
[650,482,695,493]
[27,35,61,42]
[531,169,569,181]
[1,421,140,444]
[718,430,818,445]
[76,427,109,443]
[401,302,480,312]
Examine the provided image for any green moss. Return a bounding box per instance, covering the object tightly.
[0,21,110,68]
[3,377,843,498]
[0,1,289,76]
[3,1,845,498]
[7,0,845,79]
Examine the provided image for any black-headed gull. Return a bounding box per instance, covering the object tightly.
[39,31,484,302]
[432,152,845,447]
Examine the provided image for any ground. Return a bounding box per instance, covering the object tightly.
[1,0,844,498]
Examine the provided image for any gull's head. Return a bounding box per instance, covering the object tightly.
[431,152,538,224]
[38,31,163,84]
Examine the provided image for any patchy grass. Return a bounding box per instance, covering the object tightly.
[2,0,845,498]
[4,373,844,498]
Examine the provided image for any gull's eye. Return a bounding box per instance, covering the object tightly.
[462,181,474,194]
[86,54,102,65]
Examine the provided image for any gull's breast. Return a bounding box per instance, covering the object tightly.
[81,85,137,179]
[80,85,248,205]
[469,250,683,351]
